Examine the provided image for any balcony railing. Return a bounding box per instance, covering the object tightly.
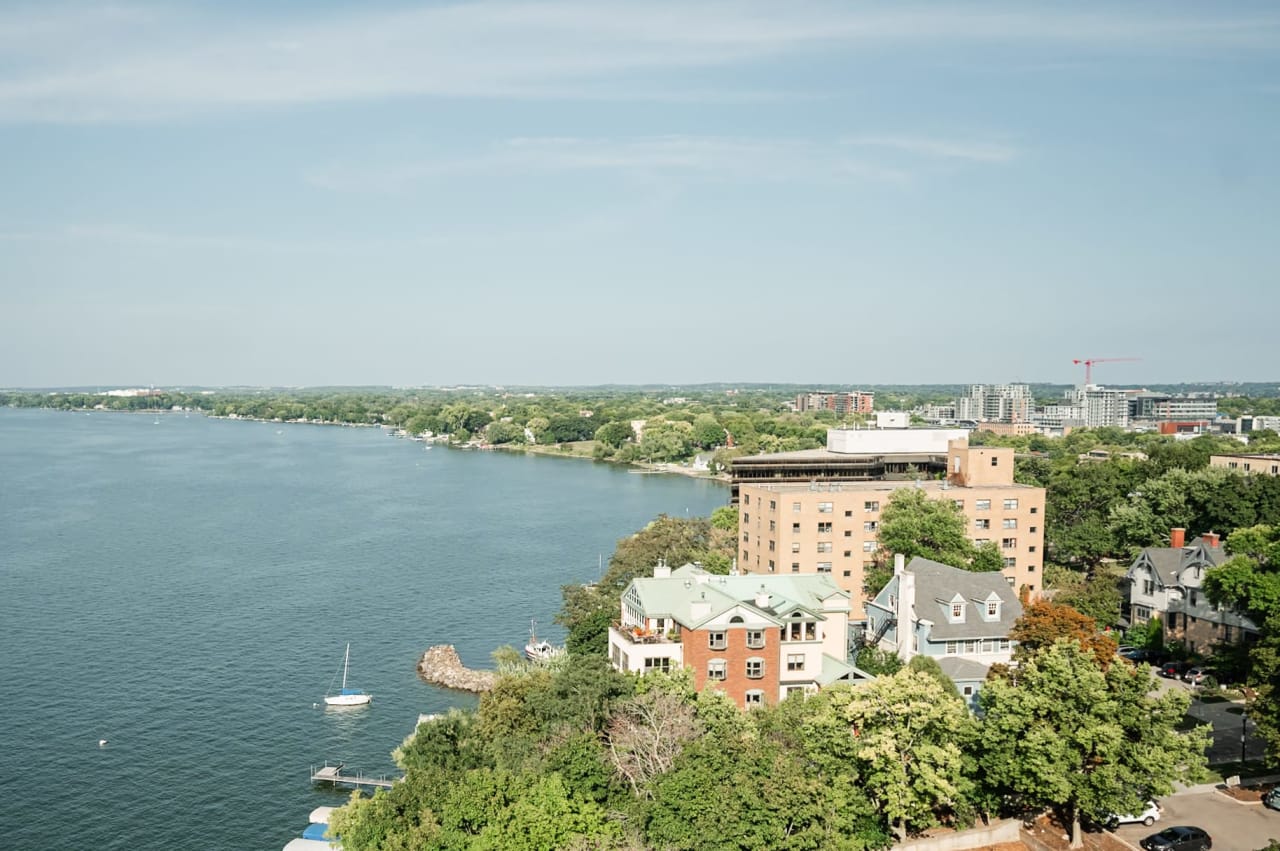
[613,622,680,645]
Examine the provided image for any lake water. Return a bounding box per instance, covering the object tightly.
[0,408,726,850]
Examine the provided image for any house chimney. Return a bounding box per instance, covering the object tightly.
[653,557,671,579]
[1170,528,1186,549]
[894,552,905,575]
[754,585,770,609]
[1204,532,1220,548]
[896,565,915,663]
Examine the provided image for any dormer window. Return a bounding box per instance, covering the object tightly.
[951,602,963,619]
[987,601,999,618]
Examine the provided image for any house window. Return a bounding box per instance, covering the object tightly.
[952,603,963,618]
[999,639,1010,650]
[787,653,805,671]
[708,632,727,650]
[863,521,878,532]
[707,659,727,680]
[746,658,765,679]
[817,502,833,513]
[817,542,832,553]
[865,501,879,512]
[791,562,800,573]
[1225,625,1234,642]
[1003,499,1019,510]
[785,685,806,698]
[817,562,832,573]
[862,541,878,552]
[792,502,801,513]
[975,499,991,511]
[987,601,998,616]
[744,689,764,707]
[1002,538,1017,549]
[1003,518,1017,529]
[784,620,817,641]
[817,522,832,533]
[746,630,765,649]
[1142,580,1155,595]
[962,685,974,697]
[964,640,978,653]
[975,519,990,530]
[1003,557,1016,568]
[644,657,672,672]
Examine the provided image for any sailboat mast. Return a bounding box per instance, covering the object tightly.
[342,643,351,689]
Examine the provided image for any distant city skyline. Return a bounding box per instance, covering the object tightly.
[2,2,1277,387]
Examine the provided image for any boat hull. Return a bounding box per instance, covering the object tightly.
[323,693,371,706]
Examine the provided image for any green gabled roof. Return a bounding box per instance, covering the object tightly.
[817,653,857,686]
[629,564,849,629]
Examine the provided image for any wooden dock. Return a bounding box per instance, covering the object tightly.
[310,762,399,790]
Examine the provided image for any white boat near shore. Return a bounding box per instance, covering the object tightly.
[324,643,371,706]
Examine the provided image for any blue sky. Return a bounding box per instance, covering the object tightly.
[1,1,1277,388]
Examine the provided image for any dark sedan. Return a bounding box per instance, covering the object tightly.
[1140,825,1211,851]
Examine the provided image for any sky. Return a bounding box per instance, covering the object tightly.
[1,1,1278,388]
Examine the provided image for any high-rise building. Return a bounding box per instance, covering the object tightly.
[737,438,1046,620]
[954,384,1032,424]
[794,391,874,416]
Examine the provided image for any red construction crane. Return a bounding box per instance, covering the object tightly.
[1072,357,1141,385]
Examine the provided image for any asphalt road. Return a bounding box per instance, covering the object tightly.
[1148,671,1268,764]
[1111,791,1280,851]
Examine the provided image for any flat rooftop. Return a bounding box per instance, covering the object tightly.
[741,479,1037,494]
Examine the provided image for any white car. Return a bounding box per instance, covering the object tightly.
[1109,800,1161,828]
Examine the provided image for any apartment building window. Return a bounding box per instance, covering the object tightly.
[864,501,879,512]
[953,499,964,509]
[769,500,776,510]
[1002,538,1017,549]
[976,538,990,545]
[767,560,775,572]
[1003,557,1016,568]
[744,690,764,707]
[817,522,832,533]
[744,494,750,505]
[792,502,801,513]
[817,562,832,573]
[746,658,765,679]
[844,550,852,558]
[817,502,833,513]
[768,540,775,551]
[792,522,800,533]
[1003,499,1019,510]
[844,530,852,537]
[1028,545,1036,552]
[707,659,727,681]
[844,510,853,517]
[1003,518,1017,529]
[864,521,878,532]
[644,657,672,673]
[769,520,775,532]
[975,519,990,530]
[787,653,805,671]
[817,542,833,553]
[843,569,852,577]
[743,513,750,523]
[862,541,878,552]
[708,631,727,650]
[975,499,991,510]
[791,542,800,553]
[1030,526,1037,533]
[742,549,748,561]
[786,563,797,574]
[991,456,999,466]
[1030,506,1038,514]
[742,532,748,542]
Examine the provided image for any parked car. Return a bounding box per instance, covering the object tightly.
[1263,787,1280,811]
[1183,667,1209,686]
[1107,800,1161,828]
[1160,661,1188,678]
[1140,825,1211,851]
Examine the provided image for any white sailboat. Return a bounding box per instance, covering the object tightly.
[324,643,371,706]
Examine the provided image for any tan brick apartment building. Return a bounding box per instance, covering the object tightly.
[1210,454,1280,477]
[737,439,1045,619]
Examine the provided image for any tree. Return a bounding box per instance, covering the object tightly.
[867,488,1002,596]
[1009,599,1118,669]
[1050,563,1124,629]
[840,670,977,841]
[593,420,633,449]
[978,640,1209,848]
[692,413,725,450]
[606,687,703,796]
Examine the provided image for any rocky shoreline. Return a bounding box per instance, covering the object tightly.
[417,645,496,693]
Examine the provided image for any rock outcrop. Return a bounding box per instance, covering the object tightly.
[417,645,497,693]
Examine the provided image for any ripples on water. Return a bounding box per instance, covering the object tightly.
[0,409,726,849]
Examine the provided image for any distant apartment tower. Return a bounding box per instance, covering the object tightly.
[955,384,1032,424]
[795,391,874,416]
[1130,392,1218,423]
[737,438,1046,620]
[1065,386,1130,429]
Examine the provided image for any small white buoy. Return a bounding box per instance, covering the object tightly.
[98,739,108,747]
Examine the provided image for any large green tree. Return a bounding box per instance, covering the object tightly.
[866,487,1003,595]
[978,640,1209,848]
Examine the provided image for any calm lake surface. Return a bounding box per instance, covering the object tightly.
[0,408,726,850]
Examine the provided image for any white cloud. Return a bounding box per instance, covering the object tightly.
[0,2,1275,121]
[842,135,1019,163]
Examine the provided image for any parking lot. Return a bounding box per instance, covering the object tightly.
[1111,791,1280,851]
